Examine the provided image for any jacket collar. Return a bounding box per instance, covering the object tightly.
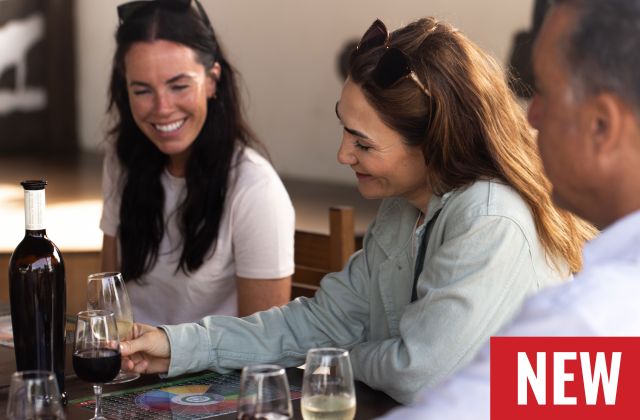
[371,191,453,258]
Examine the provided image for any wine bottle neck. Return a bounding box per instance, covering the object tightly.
[23,188,46,230]
[25,229,47,237]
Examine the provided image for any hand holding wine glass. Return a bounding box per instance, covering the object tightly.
[301,348,356,420]
[72,310,121,420]
[86,271,140,383]
[119,322,172,374]
[6,370,66,419]
[237,364,293,420]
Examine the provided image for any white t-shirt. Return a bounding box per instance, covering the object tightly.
[100,147,295,325]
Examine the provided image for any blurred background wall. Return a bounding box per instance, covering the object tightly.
[76,0,534,185]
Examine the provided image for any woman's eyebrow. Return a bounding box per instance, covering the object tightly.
[335,101,371,140]
[128,73,196,87]
[129,80,150,88]
[166,73,196,84]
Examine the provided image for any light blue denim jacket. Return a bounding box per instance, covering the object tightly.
[161,180,565,404]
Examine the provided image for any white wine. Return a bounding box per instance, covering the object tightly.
[116,319,134,341]
[301,394,356,420]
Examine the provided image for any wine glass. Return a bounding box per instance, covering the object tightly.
[301,348,356,420]
[237,364,293,420]
[72,310,121,420]
[86,271,140,384]
[6,370,66,419]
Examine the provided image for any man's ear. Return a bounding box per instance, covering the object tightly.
[590,93,622,156]
[206,62,222,98]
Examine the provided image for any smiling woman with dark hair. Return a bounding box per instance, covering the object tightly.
[100,0,295,325]
[119,16,594,404]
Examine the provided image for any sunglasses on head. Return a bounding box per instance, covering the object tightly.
[355,19,430,97]
[117,0,213,34]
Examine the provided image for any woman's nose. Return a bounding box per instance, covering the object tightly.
[153,91,174,115]
[337,136,357,166]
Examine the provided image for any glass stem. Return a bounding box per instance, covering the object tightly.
[94,384,103,418]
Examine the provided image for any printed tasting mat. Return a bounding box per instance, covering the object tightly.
[70,371,302,419]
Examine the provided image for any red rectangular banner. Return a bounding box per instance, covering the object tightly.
[490,337,640,419]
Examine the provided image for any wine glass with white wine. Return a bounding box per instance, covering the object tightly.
[86,272,140,384]
[301,348,356,420]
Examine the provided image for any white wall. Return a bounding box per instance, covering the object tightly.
[76,0,534,184]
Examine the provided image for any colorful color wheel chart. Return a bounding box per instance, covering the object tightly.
[136,384,238,416]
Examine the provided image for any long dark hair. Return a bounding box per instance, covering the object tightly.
[108,2,262,281]
[348,17,595,273]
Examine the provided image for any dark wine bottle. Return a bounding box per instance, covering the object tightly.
[9,180,66,399]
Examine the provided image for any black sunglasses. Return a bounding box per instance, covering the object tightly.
[355,19,430,96]
[117,0,213,34]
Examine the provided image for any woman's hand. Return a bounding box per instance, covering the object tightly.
[120,323,171,374]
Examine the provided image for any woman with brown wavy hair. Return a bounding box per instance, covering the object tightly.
[119,17,594,404]
[346,17,593,274]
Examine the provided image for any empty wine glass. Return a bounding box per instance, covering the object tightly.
[6,370,66,419]
[86,271,140,384]
[237,364,293,420]
[72,310,121,420]
[301,348,356,420]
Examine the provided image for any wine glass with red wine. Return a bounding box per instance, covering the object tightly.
[72,310,121,420]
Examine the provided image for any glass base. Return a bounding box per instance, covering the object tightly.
[106,370,140,385]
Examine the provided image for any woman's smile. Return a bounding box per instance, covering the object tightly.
[152,118,187,134]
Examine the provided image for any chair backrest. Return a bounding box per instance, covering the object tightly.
[292,206,357,299]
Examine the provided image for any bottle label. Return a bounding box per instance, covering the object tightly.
[24,189,45,230]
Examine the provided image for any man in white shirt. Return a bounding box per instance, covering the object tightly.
[382,0,640,418]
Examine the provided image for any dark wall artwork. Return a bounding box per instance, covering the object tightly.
[0,0,76,156]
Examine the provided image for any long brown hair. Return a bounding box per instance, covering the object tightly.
[349,17,596,273]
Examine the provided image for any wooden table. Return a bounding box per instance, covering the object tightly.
[0,338,399,419]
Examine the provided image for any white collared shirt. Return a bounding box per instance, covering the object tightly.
[381,209,640,419]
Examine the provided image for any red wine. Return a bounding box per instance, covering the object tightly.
[9,180,66,397]
[72,349,121,384]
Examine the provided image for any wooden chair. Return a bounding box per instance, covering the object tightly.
[291,206,358,299]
